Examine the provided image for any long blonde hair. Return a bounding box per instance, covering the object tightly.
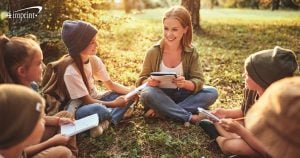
[163,6,193,48]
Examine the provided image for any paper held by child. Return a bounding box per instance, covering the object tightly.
[124,82,148,99]
[60,113,99,136]
[198,107,220,122]
[150,72,177,89]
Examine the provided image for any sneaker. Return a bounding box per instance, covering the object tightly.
[199,119,219,140]
[184,122,190,127]
[90,125,103,138]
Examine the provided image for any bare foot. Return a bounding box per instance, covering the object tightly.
[144,108,157,118]
[190,113,206,124]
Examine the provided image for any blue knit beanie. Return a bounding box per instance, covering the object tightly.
[61,20,98,55]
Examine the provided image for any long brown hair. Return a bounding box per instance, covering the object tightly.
[163,6,193,48]
[0,35,41,84]
[70,54,90,93]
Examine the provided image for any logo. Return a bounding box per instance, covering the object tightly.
[4,6,42,21]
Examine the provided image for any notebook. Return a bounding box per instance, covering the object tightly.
[60,113,99,136]
[150,72,177,89]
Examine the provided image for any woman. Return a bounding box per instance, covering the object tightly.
[136,6,218,124]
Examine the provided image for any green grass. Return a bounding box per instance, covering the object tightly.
[78,8,300,158]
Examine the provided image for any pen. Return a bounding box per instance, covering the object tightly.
[233,117,245,121]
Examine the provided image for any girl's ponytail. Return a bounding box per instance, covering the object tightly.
[0,35,12,83]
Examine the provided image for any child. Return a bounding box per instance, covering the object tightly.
[0,84,46,158]
[200,46,298,157]
[0,35,77,157]
[136,6,218,124]
[245,76,300,158]
[60,20,135,137]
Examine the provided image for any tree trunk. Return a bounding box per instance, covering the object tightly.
[272,0,280,10]
[123,0,132,13]
[181,0,201,35]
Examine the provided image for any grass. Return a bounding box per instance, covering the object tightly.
[78,8,300,158]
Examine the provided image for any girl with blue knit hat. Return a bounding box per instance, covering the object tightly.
[61,20,135,138]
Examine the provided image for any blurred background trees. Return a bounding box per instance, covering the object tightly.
[181,0,201,34]
[0,0,299,62]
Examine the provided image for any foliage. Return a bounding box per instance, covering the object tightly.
[142,0,174,8]
[1,0,121,61]
[216,0,299,9]
[76,8,300,157]
[0,1,8,35]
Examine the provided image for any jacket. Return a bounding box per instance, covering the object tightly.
[136,41,204,93]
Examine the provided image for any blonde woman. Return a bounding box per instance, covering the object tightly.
[136,6,218,124]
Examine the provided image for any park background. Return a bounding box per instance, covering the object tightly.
[0,0,300,157]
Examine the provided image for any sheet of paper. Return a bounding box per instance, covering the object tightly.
[60,113,99,136]
[125,82,148,99]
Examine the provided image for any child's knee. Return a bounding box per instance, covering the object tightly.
[55,146,73,158]
[216,137,240,155]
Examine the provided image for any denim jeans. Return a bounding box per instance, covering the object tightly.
[100,92,134,125]
[75,92,134,125]
[140,85,218,122]
[75,103,112,124]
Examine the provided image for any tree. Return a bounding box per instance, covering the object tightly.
[272,0,299,10]
[272,0,280,10]
[181,0,201,35]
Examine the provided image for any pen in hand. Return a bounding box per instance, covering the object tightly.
[233,117,245,121]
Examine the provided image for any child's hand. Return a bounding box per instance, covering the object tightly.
[49,134,71,146]
[174,75,186,88]
[147,77,160,87]
[113,96,128,107]
[211,108,227,119]
[59,117,74,125]
[127,87,140,101]
[219,118,243,134]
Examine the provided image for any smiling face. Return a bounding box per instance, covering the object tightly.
[163,17,187,46]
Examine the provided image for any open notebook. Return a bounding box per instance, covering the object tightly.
[60,113,99,136]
